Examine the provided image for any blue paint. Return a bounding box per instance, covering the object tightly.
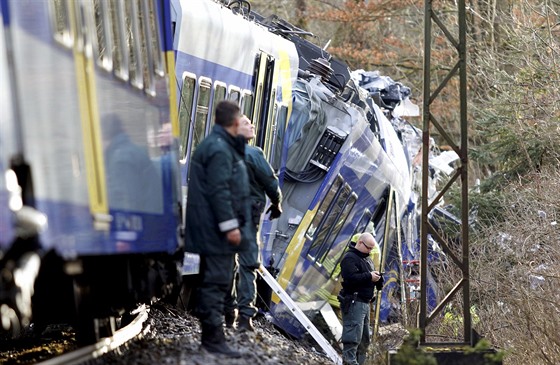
[0,0,10,26]
[158,0,173,52]
[36,199,178,256]
[0,191,14,249]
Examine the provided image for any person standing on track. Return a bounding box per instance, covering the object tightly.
[224,115,282,331]
[184,101,251,357]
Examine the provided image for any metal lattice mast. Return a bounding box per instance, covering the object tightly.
[419,0,470,345]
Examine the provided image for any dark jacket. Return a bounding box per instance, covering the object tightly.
[340,247,376,302]
[185,125,251,255]
[245,145,281,224]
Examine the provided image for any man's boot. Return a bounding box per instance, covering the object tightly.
[224,309,238,328]
[237,315,255,332]
[201,323,242,357]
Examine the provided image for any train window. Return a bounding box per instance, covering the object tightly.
[306,175,344,239]
[134,0,156,96]
[252,52,275,149]
[135,0,160,95]
[317,191,358,265]
[190,78,212,157]
[241,92,254,120]
[179,74,196,161]
[92,0,113,71]
[262,90,277,160]
[259,58,275,148]
[271,105,288,171]
[228,87,241,105]
[108,0,129,81]
[144,0,165,77]
[244,91,255,150]
[251,53,266,136]
[208,82,227,132]
[310,127,347,171]
[356,210,373,234]
[307,183,353,263]
[73,2,89,53]
[252,83,263,143]
[328,208,373,278]
[49,0,73,47]
[126,0,144,90]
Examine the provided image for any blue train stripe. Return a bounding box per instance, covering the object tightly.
[0,0,9,26]
[159,0,173,52]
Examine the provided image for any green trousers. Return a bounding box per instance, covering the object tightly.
[341,301,371,365]
[224,238,260,318]
[196,254,235,328]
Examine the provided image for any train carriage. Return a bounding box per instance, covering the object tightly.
[260,73,414,338]
[1,0,182,343]
[172,0,299,190]
[172,0,431,341]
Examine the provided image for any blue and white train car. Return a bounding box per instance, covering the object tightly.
[172,0,299,194]
[1,0,182,343]
[171,0,299,278]
[171,0,438,342]
[260,72,413,338]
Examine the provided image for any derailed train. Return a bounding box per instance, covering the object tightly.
[172,0,446,341]
[0,0,448,345]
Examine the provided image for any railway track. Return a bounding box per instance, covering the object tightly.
[0,305,149,365]
[35,305,149,365]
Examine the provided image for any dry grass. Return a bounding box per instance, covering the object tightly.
[470,167,560,365]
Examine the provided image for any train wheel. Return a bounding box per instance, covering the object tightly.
[118,311,135,329]
[73,281,97,345]
[95,317,116,338]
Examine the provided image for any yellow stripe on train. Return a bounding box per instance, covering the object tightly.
[272,206,318,304]
[165,50,179,137]
[69,1,108,216]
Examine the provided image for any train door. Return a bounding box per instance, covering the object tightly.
[268,103,289,171]
[251,51,276,153]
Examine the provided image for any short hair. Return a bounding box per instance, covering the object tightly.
[214,101,241,127]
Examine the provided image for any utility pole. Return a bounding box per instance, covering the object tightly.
[420,0,471,346]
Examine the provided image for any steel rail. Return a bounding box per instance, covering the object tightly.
[36,305,149,365]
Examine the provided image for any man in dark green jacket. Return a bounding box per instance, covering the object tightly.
[184,101,252,357]
[224,116,282,331]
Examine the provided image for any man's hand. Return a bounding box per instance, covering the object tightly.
[375,272,384,290]
[226,229,241,246]
[266,204,282,219]
[370,271,381,282]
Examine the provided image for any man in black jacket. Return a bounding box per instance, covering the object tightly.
[184,101,251,357]
[339,232,382,365]
[224,116,282,331]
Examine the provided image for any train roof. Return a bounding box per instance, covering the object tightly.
[250,12,351,92]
